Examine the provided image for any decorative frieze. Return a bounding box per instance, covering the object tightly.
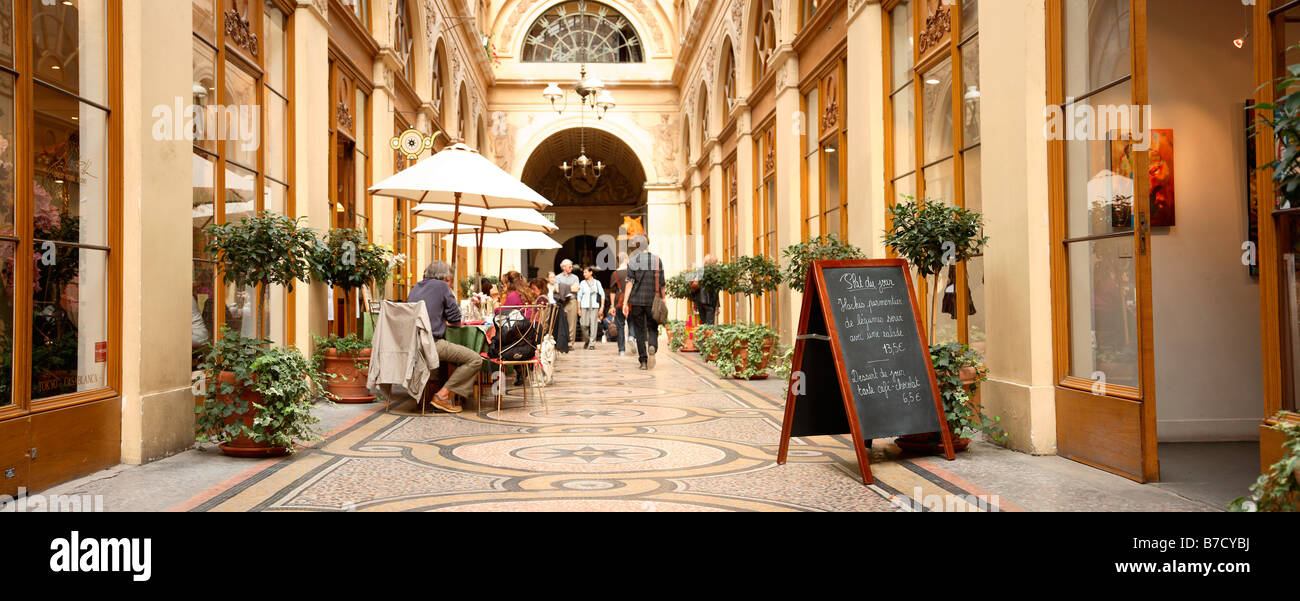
[224,6,259,56]
[918,0,952,56]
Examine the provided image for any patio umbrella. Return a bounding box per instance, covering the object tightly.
[369,142,551,290]
[442,231,562,285]
[412,204,558,274]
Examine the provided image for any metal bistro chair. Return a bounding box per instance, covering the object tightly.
[484,303,549,416]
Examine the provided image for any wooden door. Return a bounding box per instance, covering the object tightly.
[1047,0,1158,482]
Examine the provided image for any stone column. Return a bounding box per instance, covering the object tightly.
[774,55,802,343]
[293,1,331,347]
[119,0,195,463]
[975,0,1055,454]
[848,0,888,257]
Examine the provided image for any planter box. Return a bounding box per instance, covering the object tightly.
[1260,411,1300,474]
[323,348,376,404]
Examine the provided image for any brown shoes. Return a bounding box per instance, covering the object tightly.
[431,390,462,413]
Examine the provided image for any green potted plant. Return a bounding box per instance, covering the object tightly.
[666,320,688,351]
[695,323,724,362]
[195,329,332,457]
[198,211,320,457]
[711,323,780,380]
[884,196,988,345]
[895,343,1006,454]
[666,272,694,302]
[781,234,867,292]
[309,228,390,402]
[1229,421,1299,512]
[312,333,374,403]
[725,254,781,327]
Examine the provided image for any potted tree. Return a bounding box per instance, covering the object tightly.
[895,342,1006,453]
[884,196,988,345]
[781,234,867,293]
[728,254,782,323]
[197,211,325,457]
[309,228,391,403]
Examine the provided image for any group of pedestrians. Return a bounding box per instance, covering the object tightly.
[543,238,666,370]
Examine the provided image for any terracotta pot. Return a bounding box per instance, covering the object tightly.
[895,432,971,454]
[731,338,775,380]
[212,371,289,458]
[699,330,718,361]
[681,330,699,352]
[323,348,376,403]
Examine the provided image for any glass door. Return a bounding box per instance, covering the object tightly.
[1048,0,1159,482]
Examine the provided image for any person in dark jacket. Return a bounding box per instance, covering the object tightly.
[691,254,720,325]
[407,260,482,413]
[621,240,664,370]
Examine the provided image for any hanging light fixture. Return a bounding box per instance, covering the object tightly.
[541,1,616,184]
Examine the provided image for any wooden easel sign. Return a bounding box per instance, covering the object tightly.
[777,259,955,485]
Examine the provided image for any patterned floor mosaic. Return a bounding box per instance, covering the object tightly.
[177,342,1016,512]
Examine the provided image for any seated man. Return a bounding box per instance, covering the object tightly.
[407,260,482,413]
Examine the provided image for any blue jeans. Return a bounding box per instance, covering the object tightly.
[614,311,627,352]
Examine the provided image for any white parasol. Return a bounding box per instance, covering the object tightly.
[369,142,551,290]
[442,231,562,287]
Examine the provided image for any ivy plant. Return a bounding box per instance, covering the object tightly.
[667,320,689,351]
[781,234,868,292]
[930,342,1005,443]
[194,329,334,452]
[1229,419,1300,512]
[312,333,371,371]
[709,323,778,379]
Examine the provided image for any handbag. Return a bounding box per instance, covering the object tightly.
[651,262,669,324]
[604,315,618,340]
[487,308,538,362]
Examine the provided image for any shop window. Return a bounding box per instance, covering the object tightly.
[884,0,983,351]
[191,0,292,363]
[0,0,116,406]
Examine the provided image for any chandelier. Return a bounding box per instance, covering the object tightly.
[540,4,616,184]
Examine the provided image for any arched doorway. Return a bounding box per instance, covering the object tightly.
[520,127,647,282]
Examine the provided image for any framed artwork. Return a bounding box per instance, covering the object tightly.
[1109,129,1176,227]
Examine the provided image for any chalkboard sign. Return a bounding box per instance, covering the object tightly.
[777,259,954,485]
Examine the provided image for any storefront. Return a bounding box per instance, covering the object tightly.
[1,0,122,495]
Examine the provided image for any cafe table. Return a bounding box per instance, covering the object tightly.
[444,323,494,374]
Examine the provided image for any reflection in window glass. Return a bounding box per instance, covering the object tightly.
[264,3,286,93]
[31,248,108,399]
[822,141,840,236]
[960,0,978,39]
[224,63,257,169]
[1063,0,1131,98]
[964,147,986,355]
[1067,237,1138,389]
[0,1,13,69]
[33,85,109,248]
[0,71,13,228]
[193,0,215,44]
[962,37,980,146]
[890,1,912,90]
[1063,82,1135,238]
[922,58,953,166]
[893,84,914,178]
[32,0,108,103]
[0,239,11,406]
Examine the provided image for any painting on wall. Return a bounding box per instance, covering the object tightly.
[1109,129,1175,227]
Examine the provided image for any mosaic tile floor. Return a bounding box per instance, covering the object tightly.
[175,342,1022,512]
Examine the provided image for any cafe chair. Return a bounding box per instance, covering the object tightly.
[483,303,549,416]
